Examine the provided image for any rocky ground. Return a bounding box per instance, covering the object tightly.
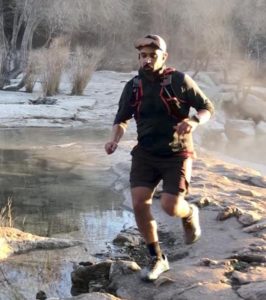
[0,69,265,299]
[1,149,265,300]
[69,151,265,300]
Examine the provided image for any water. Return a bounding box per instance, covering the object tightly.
[0,127,135,253]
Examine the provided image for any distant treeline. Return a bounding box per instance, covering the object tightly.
[1,0,266,89]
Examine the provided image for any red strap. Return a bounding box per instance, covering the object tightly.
[163,67,176,76]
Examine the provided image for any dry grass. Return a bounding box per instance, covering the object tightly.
[29,37,70,96]
[25,50,40,92]
[40,47,69,96]
[69,46,104,95]
[0,197,13,227]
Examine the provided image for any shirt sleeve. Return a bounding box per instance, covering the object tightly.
[113,80,135,125]
[184,74,215,115]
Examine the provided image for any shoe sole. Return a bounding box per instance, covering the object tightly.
[184,204,201,244]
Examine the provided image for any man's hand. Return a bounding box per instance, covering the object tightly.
[173,118,199,135]
[105,141,118,155]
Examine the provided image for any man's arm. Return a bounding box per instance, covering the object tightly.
[105,123,127,155]
[105,80,134,154]
[174,74,214,135]
[174,109,211,135]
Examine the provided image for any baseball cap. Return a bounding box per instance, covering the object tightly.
[134,34,167,52]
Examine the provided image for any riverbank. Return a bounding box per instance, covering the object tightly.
[70,149,266,300]
[0,70,265,299]
[0,144,265,300]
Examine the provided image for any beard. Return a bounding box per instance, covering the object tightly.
[143,63,153,71]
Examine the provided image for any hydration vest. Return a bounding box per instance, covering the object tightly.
[131,68,186,119]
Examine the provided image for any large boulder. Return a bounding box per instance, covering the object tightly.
[241,94,266,122]
[224,119,256,142]
[199,120,227,151]
[256,121,266,136]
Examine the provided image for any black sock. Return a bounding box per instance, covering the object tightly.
[147,242,162,258]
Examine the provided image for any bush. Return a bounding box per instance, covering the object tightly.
[31,38,70,96]
[0,197,13,227]
[69,46,104,95]
[25,50,40,93]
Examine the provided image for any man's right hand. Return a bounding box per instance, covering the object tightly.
[104,141,118,154]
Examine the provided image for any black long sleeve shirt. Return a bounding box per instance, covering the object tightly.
[114,69,214,157]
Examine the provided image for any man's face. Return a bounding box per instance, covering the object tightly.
[138,46,168,72]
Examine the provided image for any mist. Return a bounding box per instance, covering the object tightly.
[0,0,266,167]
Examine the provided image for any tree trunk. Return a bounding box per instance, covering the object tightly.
[0,0,8,88]
[19,18,36,72]
[3,74,27,91]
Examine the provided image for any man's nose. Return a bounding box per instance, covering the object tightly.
[145,57,152,63]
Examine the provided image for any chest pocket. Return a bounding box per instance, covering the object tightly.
[131,70,188,119]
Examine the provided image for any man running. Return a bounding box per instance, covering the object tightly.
[105,34,214,281]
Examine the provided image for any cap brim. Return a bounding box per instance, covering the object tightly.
[134,37,161,50]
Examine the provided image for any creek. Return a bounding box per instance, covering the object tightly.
[0,127,135,253]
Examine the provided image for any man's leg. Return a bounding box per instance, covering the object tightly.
[160,158,201,244]
[131,186,169,281]
[160,193,191,218]
[131,187,157,242]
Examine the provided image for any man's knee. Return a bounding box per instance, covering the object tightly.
[131,187,153,213]
[161,193,186,217]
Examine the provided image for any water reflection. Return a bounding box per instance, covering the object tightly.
[0,128,134,253]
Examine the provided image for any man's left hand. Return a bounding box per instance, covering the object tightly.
[173,118,199,135]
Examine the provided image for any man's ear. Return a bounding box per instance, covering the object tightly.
[163,52,168,61]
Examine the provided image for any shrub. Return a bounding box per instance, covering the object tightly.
[31,37,70,96]
[69,46,104,95]
[0,197,13,227]
[25,50,40,93]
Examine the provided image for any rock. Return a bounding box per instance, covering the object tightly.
[113,233,141,247]
[234,189,262,197]
[256,121,266,135]
[153,282,204,300]
[249,176,266,188]
[232,267,266,284]
[242,94,266,122]
[219,91,235,103]
[64,292,121,299]
[109,260,141,280]
[36,290,47,300]
[200,121,227,151]
[198,258,220,267]
[155,275,176,287]
[216,206,243,221]
[249,87,266,99]
[248,244,266,252]
[194,72,216,87]
[224,119,256,141]
[237,281,266,300]
[195,196,214,208]
[29,97,57,105]
[238,212,262,226]
[243,221,266,233]
[230,253,266,263]
[71,261,112,296]
[0,227,82,259]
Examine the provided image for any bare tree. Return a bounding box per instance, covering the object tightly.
[0,0,133,89]
[233,0,266,76]
[0,0,8,88]
[0,0,68,88]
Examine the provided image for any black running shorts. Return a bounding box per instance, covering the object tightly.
[130,146,192,195]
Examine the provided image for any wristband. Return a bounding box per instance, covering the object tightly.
[191,115,200,124]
